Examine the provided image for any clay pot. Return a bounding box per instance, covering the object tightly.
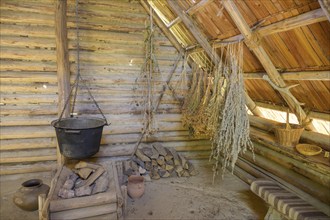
[13,179,50,211]
[127,175,145,199]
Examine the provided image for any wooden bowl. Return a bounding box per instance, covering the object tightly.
[296,144,322,156]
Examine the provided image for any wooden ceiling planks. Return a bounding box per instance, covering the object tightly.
[194,7,220,39]
[308,22,330,61]
[234,0,258,26]
[194,1,236,40]
[301,26,330,65]
[242,45,263,72]
[271,34,300,69]
[243,0,270,21]
[289,80,330,112]
[245,79,284,106]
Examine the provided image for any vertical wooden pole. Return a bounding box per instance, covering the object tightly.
[55,0,70,165]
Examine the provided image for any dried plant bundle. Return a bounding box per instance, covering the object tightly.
[210,42,253,181]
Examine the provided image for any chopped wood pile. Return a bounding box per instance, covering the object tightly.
[58,161,109,199]
[126,143,197,180]
[47,161,124,220]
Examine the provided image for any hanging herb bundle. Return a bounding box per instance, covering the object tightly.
[133,9,160,136]
[210,42,253,180]
[192,74,213,136]
[205,47,227,137]
[182,67,212,135]
[179,41,253,180]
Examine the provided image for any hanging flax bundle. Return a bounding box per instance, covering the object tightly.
[210,42,253,180]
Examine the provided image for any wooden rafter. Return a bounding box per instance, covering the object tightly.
[167,0,219,63]
[166,0,263,117]
[221,0,316,131]
[167,0,214,28]
[257,8,327,37]
[244,70,330,81]
[187,8,326,54]
[140,0,184,54]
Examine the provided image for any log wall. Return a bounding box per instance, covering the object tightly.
[0,0,210,176]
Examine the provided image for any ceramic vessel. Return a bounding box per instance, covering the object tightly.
[127,175,145,199]
[13,179,50,211]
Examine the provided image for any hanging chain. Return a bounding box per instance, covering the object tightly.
[58,0,108,125]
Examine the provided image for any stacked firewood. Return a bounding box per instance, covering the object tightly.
[58,161,109,199]
[125,143,197,180]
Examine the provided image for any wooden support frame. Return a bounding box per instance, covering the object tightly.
[167,0,214,28]
[187,8,326,55]
[140,0,184,54]
[55,0,70,165]
[221,0,316,131]
[166,0,262,117]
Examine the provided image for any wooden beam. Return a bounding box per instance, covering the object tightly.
[318,0,330,22]
[140,0,184,54]
[55,0,70,165]
[167,0,219,64]
[222,0,316,131]
[187,8,326,54]
[167,0,214,28]
[187,34,244,54]
[166,0,262,117]
[257,8,327,36]
[244,70,330,81]
[244,93,263,116]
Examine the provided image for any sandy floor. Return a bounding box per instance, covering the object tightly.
[0,162,267,220]
[125,163,267,220]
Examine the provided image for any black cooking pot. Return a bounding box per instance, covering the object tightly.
[51,117,107,159]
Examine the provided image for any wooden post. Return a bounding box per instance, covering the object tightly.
[166,0,262,117]
[55,0,70,165]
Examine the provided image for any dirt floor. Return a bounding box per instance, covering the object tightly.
[0,162,267,220]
